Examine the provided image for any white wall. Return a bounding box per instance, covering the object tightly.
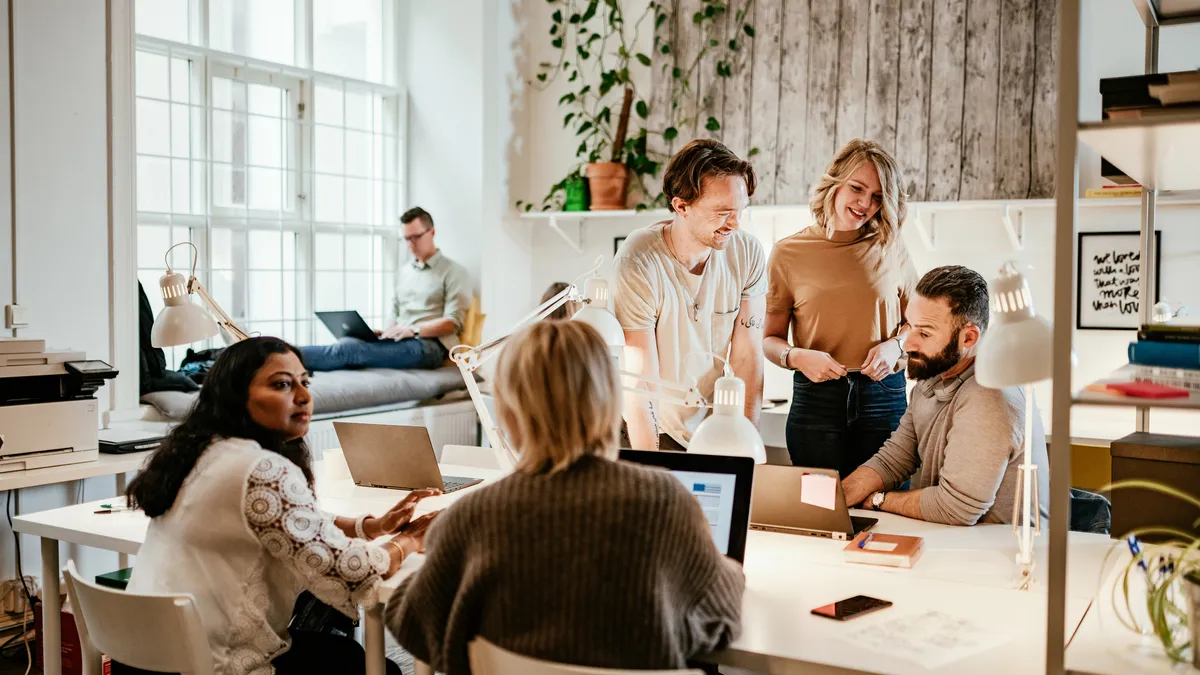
[512,0,1200,441]
[1,0,127,588]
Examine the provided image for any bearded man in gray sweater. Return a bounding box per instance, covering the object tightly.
[842,265,1050,526]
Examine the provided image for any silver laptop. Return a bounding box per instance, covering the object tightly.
[333,422,483,493]
[749,464,877,541]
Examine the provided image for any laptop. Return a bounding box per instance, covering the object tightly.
[749,464,877,541]
[316,311,379,342]
[333,422,483,493]
[618,449,754,562]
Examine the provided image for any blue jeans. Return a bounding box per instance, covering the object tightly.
[785,371,908,477]
[298,337,448,372]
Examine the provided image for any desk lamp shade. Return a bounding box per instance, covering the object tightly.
[150,271,219,348]
[571,277,626,349]
[977,263,1052,388]
[689,376,767,464]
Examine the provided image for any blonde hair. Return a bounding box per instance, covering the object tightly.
[809,139,907,249]
[494,321,621,474]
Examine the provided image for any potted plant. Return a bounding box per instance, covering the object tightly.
[1103,479,1200,666]
[586,87,634,210]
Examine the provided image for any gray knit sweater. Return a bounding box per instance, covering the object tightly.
[385,454,744,674]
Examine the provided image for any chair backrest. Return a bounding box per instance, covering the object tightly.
[468,638,703,675]
[441,444,504,470]
[62,561,214,675]
[460,296,486,348]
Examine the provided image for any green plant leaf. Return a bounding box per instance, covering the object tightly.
[656,12,667,28]
[578,121,594,135]
[709,38,719,46]
[563,112,575,127]
[551,36,563,48]
[744,24,755,37]
[636,52,652,66]
[663,126,678,141]
[559,92,576,105]
[728,39,738,50]
[693,11,703,23]
[569,12,581,23]
[581,0,598,22]
[661,44,671,54]
[672,66,681,78]
[704,4,716,17]
[636,100,648,118]
[551,9,561,23]
[537,73,548,82]
[706,116,720,131]
[748,147,760,157]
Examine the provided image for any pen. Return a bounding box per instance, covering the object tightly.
[857,532,874,549]
[100,503,132,511]
[1126,535,1150,578]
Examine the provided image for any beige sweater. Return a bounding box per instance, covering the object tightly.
[862,362,1051,526]
[385,455,744,674]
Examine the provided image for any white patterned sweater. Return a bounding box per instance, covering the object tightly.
[127,438,390,675]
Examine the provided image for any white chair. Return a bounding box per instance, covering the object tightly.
[467,638,704,675]
[61,560,213,675]
[440,444,503,470]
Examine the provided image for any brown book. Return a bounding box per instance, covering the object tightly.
[843,532,924,569]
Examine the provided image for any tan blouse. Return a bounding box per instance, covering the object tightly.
[765,225,918,368]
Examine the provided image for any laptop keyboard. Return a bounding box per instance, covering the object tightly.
[442,476,480,492]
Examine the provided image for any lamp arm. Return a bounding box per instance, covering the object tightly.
[189,277,251,342]
[619,369,710,409]
[459,284,581,369]
[453,358,515,471]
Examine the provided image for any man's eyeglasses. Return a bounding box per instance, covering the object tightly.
[404,228,432,244]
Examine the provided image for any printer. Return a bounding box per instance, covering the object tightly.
[0,338,117,472]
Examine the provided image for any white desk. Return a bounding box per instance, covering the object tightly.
[15,462,1127,675]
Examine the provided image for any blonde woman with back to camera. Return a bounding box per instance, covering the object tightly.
[763,139,919,477]
[386,320,744,674]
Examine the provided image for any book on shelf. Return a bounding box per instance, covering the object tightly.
[1084,187,1143,198]
[1132,364,1200,391]
[1140,323,1200,344]
[1128,340,1200,369]
[842,533,924,569]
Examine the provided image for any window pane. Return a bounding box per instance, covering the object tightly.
[248,168,283,211]
[346,272,370,315]
[213,164,246,208]
[314,233,343,270]
[211,111,244,165]
[345,179,370,224]
[171,104,191,158]
[248,230,282,269]
[137,156,171,212]
[135,51,169,100]
[171,58,192,103]
[315,175,344,222]
[313,0,385,82]
[209,270,240,319]
[315,83,344,126]
[345,90,371,131]
[209,0,295,65]
[248,84,283,118]
[345,130,370,177]
[136,99,170,156]
[315,271,344,311]
[283,270,298,319]
[210,228,247,270]
[172,159,192,213]
[248,271,282,320]
[138,225,171,269]
[314,126,344,174]
[345,234,371,269]
[248,115,283,168]
[135,0,190,43]
[283,233,297,270]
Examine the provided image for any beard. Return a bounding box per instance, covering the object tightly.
[906,330,963,380]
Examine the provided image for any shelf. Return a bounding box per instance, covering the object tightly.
[1078,114,1200,191]
[1073,366,1200,410]
[1131,0,1200,26]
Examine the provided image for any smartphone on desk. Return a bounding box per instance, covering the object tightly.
[811,595,892,621]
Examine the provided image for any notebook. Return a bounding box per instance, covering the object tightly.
[842,532,924,569]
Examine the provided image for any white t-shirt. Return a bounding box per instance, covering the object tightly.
[614,220,767,446]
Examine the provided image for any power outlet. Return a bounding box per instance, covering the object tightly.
[0,577,39,613]
[4,304,28,329]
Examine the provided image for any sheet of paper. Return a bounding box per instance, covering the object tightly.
[863,541,898,552]
[844,609,1012,670]
[800,473,837,510]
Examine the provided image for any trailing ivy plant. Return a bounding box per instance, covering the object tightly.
[518,0,757,212]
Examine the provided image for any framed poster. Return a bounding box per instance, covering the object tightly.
[1076,231,1161,330]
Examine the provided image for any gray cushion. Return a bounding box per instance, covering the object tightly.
[141,366,468,420]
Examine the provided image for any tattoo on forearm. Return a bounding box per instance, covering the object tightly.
[738,314,764,330]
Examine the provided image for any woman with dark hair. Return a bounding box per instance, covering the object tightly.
[541,281,580,320]
[123,337,433,675]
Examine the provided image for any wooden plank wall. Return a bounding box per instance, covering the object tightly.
[649,0,1057,203]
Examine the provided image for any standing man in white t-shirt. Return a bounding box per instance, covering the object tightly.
[614,139,767,451]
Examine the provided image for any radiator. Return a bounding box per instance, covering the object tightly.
[304,399,479,461]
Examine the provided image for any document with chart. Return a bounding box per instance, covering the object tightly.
[666,470,738,555]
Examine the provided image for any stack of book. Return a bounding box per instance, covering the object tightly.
[1128,324,1200,391]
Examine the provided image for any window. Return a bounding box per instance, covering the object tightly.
[134,0,404,368]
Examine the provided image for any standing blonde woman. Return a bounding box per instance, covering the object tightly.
[386,321,743,674]
[762,139,919,476]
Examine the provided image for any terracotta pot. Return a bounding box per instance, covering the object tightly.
[586,162,628,210]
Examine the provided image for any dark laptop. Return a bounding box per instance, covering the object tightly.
[316,311,379,342]
[618,449,754,562]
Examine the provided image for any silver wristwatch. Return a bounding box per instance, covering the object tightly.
[871,492,886,511]
[779,346,793,370]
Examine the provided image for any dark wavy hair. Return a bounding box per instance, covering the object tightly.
[127,336,314,517]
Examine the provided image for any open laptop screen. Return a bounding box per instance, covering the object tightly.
[618,450,754,562]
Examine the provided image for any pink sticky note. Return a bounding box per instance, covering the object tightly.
[800,473,838,511]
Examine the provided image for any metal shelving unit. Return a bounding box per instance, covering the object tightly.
[1053,2,1200,674]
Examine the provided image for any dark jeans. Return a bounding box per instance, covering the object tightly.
[111,629,402,675]
[785,370,908,477]
[299,337,448,372]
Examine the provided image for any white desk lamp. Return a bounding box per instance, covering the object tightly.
[150,242,250,348]
[451,258,766,470]
[975,261,1052,589]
